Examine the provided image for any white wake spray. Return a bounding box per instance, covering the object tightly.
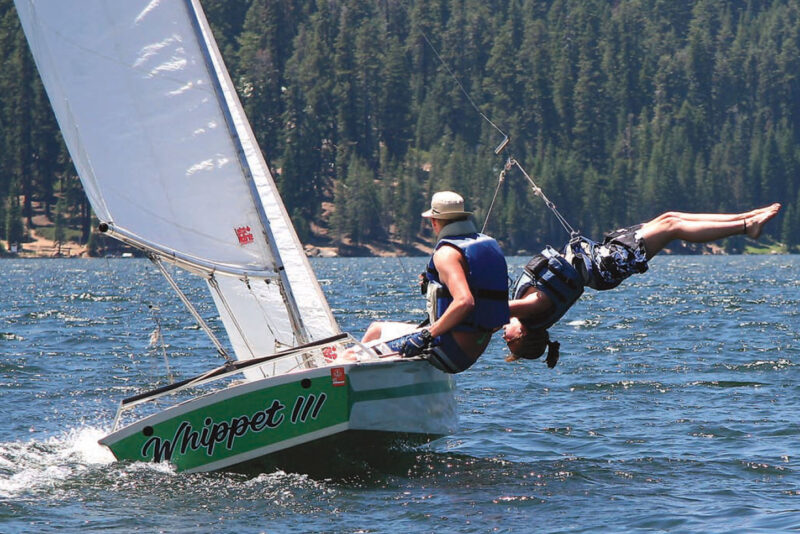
[0,427,115,498]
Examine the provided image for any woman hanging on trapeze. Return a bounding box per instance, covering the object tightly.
[503,203,783,367]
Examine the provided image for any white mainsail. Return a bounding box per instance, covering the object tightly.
[15,0,340,375]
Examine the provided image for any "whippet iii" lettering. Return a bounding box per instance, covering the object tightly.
[142,393,328,461]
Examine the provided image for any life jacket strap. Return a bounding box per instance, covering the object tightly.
[433,286,508,301]
[526,259,581,292]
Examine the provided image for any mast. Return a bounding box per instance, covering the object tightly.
[182,0,310,345]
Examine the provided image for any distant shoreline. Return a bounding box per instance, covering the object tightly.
[3,244,789,259]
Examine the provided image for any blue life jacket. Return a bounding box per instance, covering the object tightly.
[512,246,584,330]
[425,221,510,332]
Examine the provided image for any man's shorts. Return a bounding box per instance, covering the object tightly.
[367,322,474,373]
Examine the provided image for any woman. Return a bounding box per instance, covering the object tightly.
[503,203,782,367]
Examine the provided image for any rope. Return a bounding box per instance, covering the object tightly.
[419,32,507,140]
[151,256,235,364]
[511,158,578,237]
[481,159,512,233]
[244,276,287,348]
[481,157,580,239]
[207,276,256,362]
[147,305,174,384]
[415,16,579,239]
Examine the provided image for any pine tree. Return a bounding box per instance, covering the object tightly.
[379,37,412,162]
[782,191,800,251]
[333,1,370,160]
[484,12,523,140]
[331,154,383,245]
[572,45,607,167]
[7,25,34,226]
[282,0,338,213]
[352,15,383,167]
[4,180,23,245]
[53,195,66,250]
[685,0,716,132]
[30,73,60,218]
[348,155,383,244]
[395,160,424,245]
[199,0,250,70]
[330,178,351,242]
[278,82,320,222]
[519,19,556,146]
[759,129,784,215]
[237,0,302,159]
[407,0,447,108]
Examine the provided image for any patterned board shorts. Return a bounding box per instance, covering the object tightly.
[587,224,649,290]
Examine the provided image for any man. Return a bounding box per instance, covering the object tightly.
[361,191,510,373]
[503,203,783,367]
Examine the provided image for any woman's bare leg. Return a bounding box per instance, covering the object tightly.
[638,203,781,258]
[644,204,777,224]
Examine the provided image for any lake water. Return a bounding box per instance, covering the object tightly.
[1,255,799,533]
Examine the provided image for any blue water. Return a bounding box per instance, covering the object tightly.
[1,255,800,533]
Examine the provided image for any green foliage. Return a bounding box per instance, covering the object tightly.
[2,0,799,254]
[331,153,384,245]
[53,196,66,244]
[782,191,800,251]
[4,181,23,244]
[394,161,426,245]
[35,224,81,244]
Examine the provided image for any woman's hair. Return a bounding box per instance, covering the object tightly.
[505,328,561,368]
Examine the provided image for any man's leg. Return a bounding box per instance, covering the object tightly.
[361,322,384,343]
[361,321,419,344]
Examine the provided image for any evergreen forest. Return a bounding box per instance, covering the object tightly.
[1,0,799,256]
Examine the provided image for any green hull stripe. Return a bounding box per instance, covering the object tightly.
[348,380,454,415]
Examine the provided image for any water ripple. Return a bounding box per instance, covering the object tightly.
[1,256,800,533]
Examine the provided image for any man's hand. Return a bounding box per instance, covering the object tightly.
[400,329,436,357]
[419,272,429,295]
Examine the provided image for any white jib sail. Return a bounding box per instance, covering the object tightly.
[15,0,340,377]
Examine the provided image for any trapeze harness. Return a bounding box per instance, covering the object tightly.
[511,232,650,332]
[422,219,510,373]
[511,244,585,331]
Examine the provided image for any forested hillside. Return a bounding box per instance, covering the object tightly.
[1,0,799,255]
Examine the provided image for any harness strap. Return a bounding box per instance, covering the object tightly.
[537,278,569,303]
[540,263,581,289]
[425,347,461,374]
[524,254,581,297]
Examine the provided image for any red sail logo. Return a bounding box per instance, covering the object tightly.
[235,226,254,245]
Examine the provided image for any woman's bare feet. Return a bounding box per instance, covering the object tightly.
[745,203,782,239]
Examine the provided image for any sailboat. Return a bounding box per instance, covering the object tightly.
[15,0,456,473]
